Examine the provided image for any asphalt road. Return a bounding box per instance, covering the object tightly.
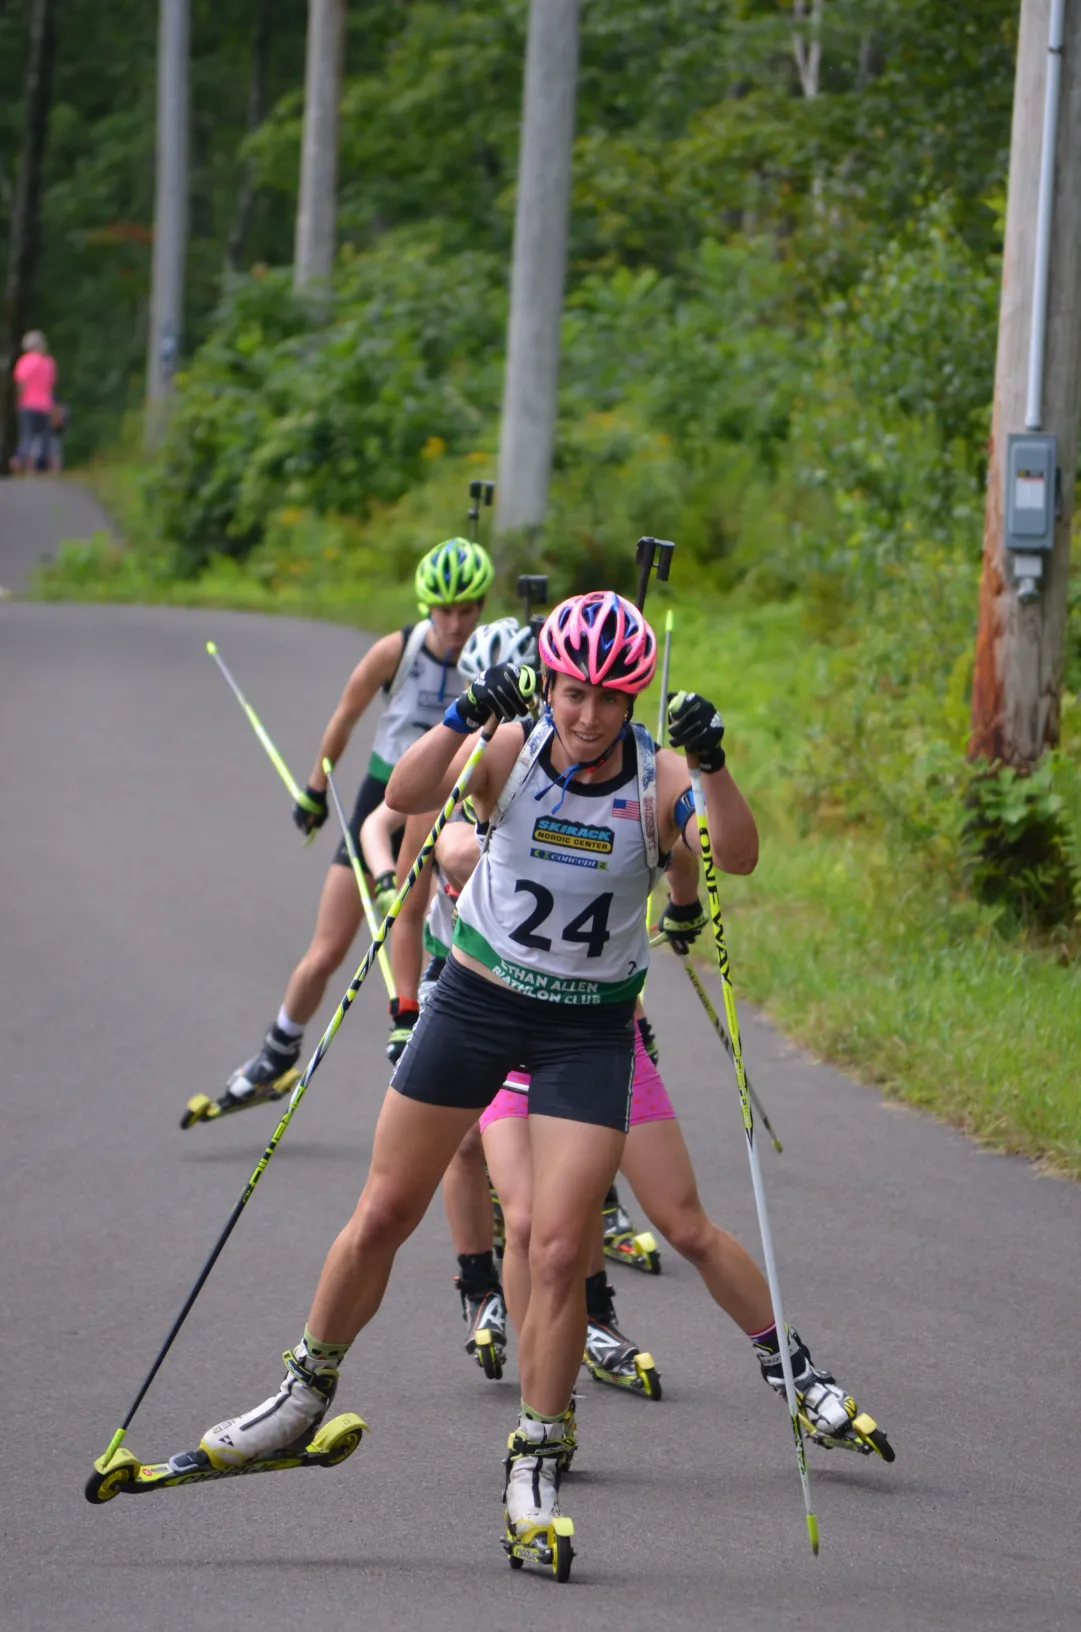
[0,474,111,593]
[2,488,1079,1632]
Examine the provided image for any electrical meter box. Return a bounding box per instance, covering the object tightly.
[1005,433,1057,552]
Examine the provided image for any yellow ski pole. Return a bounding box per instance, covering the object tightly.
[690,761,818,1557]
[653,616,781,1151]
[206,640,319,846]
[322,757,396,1001]
[89,709,507,1479]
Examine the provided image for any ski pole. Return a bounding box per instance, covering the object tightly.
[651,613,781,1150]
[322,757,395,1002]
[675,953,782,1154]
[690,762,818,1556]
[92,711,507,1473]
[206,641,317,847]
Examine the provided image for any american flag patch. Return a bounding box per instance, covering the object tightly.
[612,797,640,820]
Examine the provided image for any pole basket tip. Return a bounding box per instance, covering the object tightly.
[206,640,217,654]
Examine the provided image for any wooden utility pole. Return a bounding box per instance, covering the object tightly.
[293,0,345,292]
[495,0,581,539]
[0,0,55,473]
[145,0,189,447]
[970,0,1081,766]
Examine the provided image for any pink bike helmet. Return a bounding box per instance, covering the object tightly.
[539,591,657,695]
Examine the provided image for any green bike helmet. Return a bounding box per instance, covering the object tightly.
[414,537,494,614]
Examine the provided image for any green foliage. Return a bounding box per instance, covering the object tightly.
[962,762,1080,934]
[152,237,505,573]
[20,0,1081,1166]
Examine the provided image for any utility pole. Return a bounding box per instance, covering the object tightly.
[145,0,189,448]
[293,0,345,292]
[970,0,1081,766]
[495,0,581,539]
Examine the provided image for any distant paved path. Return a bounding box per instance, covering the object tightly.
[1,488,1079,1632]
[0,474,111,593]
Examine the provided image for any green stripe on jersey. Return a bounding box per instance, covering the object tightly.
[424,921,451,959]
[453,920,646,1006]
[367,752,393,783]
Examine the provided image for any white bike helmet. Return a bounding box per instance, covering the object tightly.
[458,617,538,682]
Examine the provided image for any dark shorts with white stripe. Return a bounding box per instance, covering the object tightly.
[391,955,636,1131]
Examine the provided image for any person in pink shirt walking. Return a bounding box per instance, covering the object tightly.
[11,330,58,474]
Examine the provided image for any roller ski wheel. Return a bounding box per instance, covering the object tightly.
[456,1281,508,1382]
[502,1515,575,1582]
[83,1411,368,1505]
[602,1193,660,1274]
[603,1226,660,1275]
[800,1400,896,1463]
[583,1331,662,1402]
[180,1069,300,1130]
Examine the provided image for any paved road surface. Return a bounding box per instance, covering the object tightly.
[1,491,1079,1632]
[0,474,111,593]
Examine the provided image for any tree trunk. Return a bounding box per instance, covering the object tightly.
[495,0,581,540]
[145,0,190,446]
[293,0,345,293]
[970,0,1081,766]
[0,0,55,474]
[226,0,272,275]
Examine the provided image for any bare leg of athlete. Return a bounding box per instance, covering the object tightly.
[281,864,366,1025]
[518,1116,624,1416]
[619,1118,772,1332]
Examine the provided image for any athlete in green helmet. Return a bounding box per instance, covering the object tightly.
[186,539,492,1126]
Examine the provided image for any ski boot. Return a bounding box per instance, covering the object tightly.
[181,1023,302,1129]
[501,1413,576,1582]
[86,1350,367,1504]
[602,1183,661,1275]
[456,1277,508,1381]
[582,1273,662,1400]
[386,998,419,1064]
[755,1326,895,1462]
[490,1182,506,1260]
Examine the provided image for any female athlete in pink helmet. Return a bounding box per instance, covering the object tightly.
[186,589,757,1580]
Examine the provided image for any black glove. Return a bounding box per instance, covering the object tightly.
[658,897,707,955]
[667,691,726,772]
[292,783,328,834]
[443,662,537,734]
[637,1014,660,1067]
[373,869,398,917]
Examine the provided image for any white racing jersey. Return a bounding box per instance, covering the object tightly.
[424,868,458,959]
[368,622,466,782]
[454,719,659,1005]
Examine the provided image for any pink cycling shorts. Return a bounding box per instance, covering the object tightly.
[479,1022,676,1133]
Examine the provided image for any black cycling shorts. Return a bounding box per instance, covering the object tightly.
[391,955,636,1131]
[332,772,402,871]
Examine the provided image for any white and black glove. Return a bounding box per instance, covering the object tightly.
[658,897,708,956]
[443,663,537,734]
[667,690,726,772]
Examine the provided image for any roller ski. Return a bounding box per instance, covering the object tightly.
[85,1413,367,1504]
[87,1344,365,1503]
[602,1183,660,1275]
[181,1022,302,1129]
[582,1273,661,1400]
[501,1413,576,1582]
[755,1325,895,1463]
[456,1277,508,1381]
